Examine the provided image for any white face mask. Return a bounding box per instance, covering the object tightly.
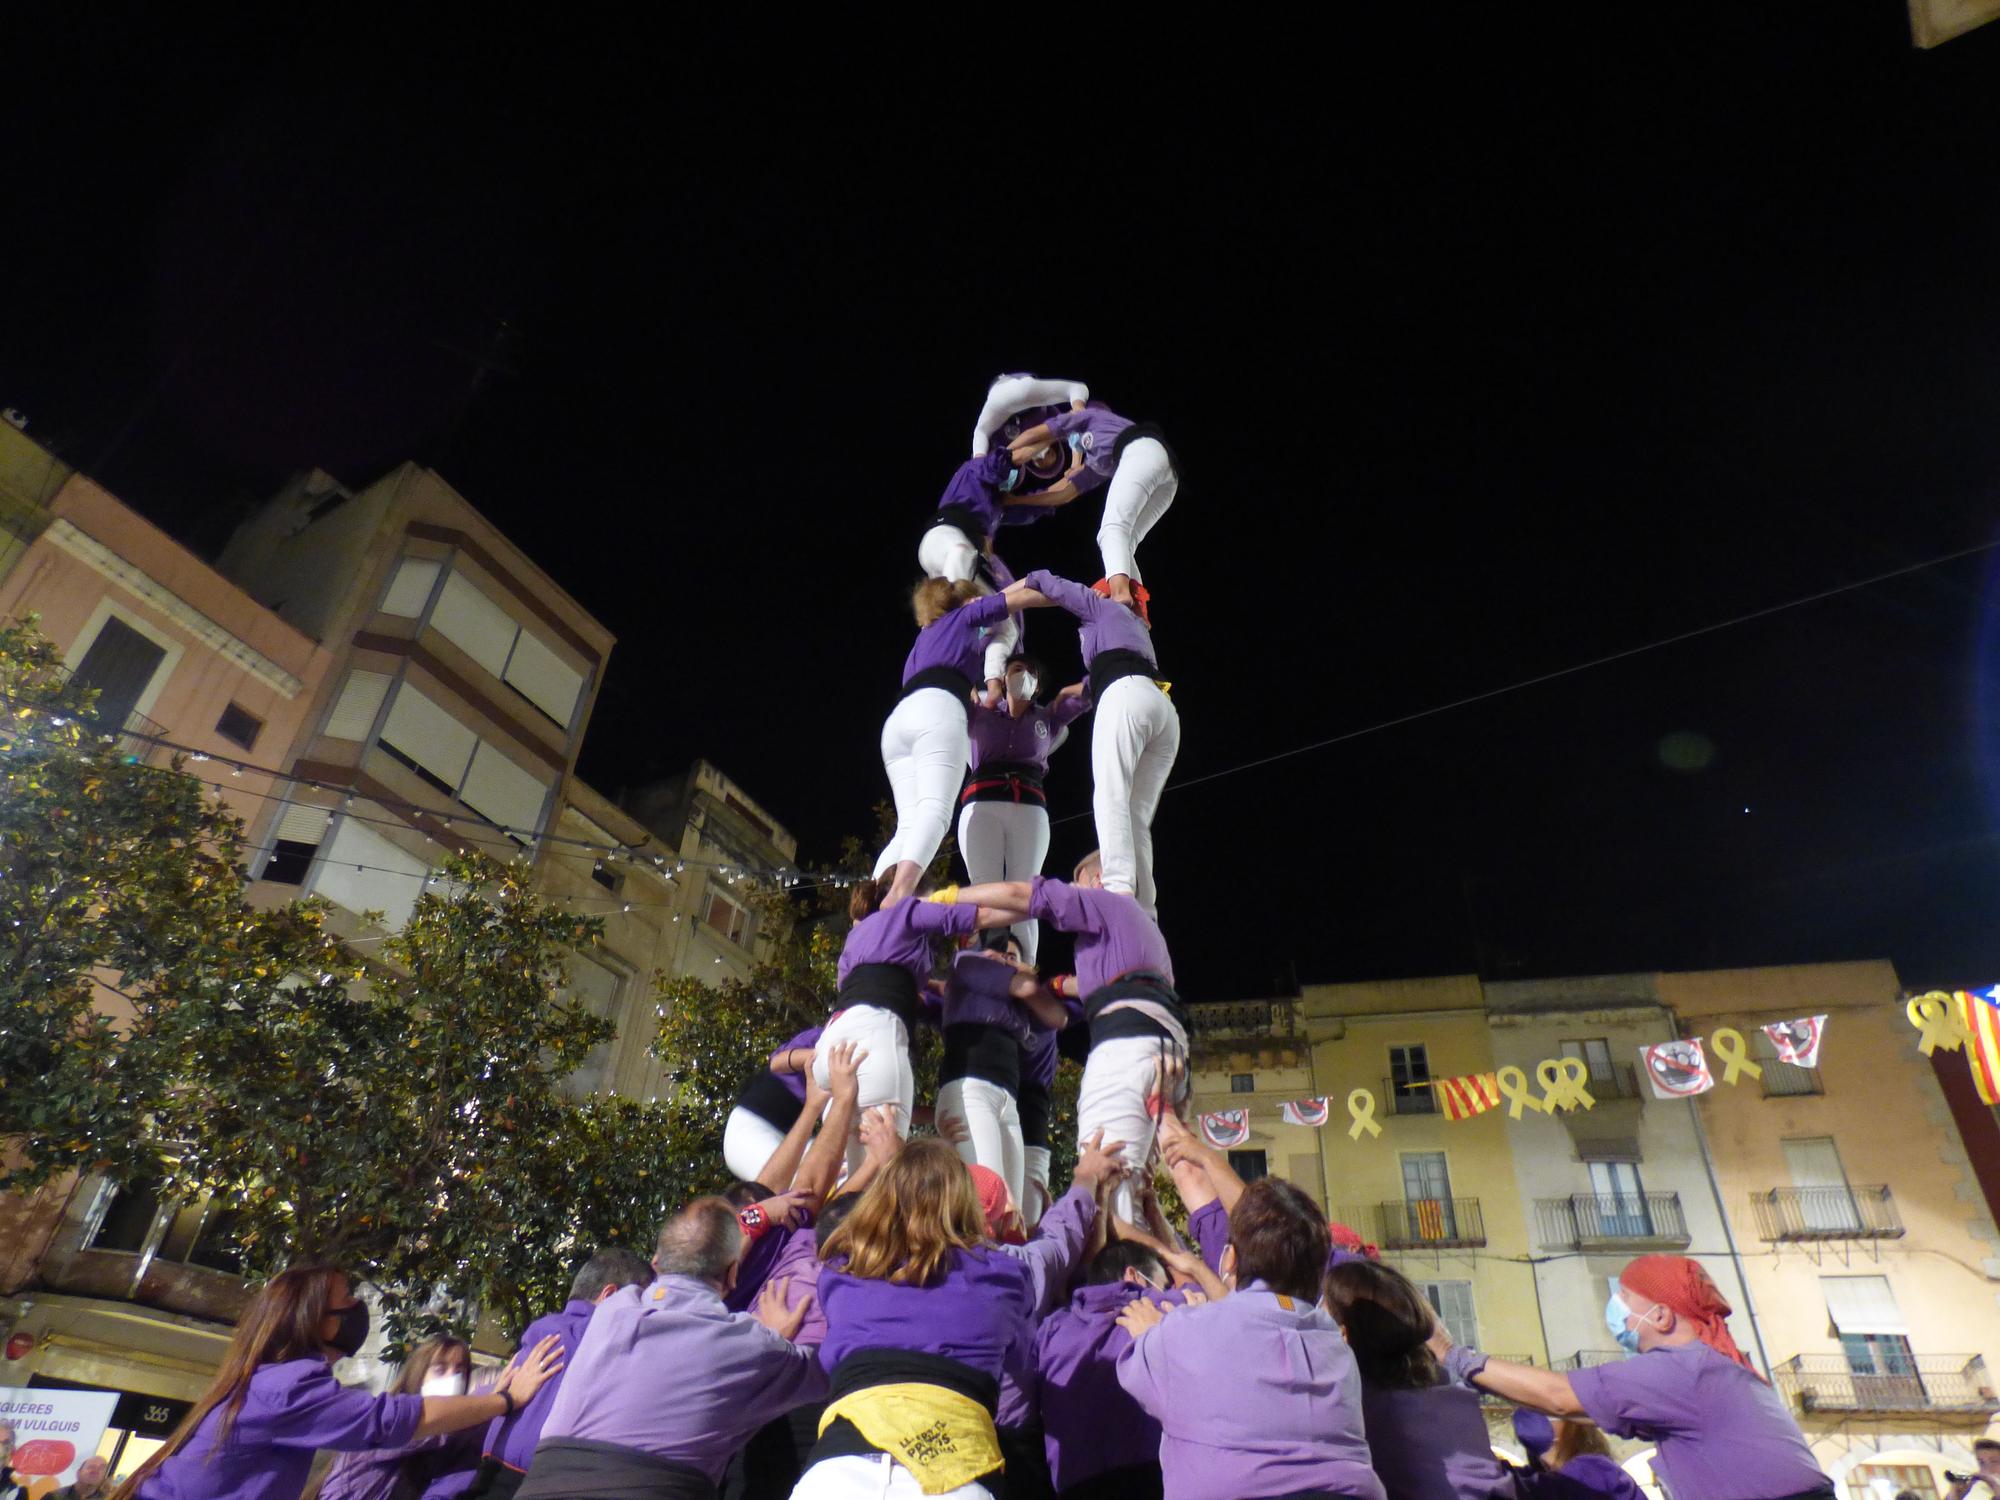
[421,1372,468,1398]
[1008,672,1037,701]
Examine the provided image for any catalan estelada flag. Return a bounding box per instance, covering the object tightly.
[1956,989,2000,1105]
[1432,1072,1501,1121]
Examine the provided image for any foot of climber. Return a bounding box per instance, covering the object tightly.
[1091,575,1153,627]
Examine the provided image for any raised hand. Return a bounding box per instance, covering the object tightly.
[826,1041,867,1103]
[860,1105,904,1166]
[754,1188,813,1228]
[934,1109,971,1147]
[495,1333,565,1404]
[1072,1129,1130,1191]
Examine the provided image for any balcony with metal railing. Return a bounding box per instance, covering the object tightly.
[1345,1197,1486,1249]
[1551,1350,1627,1372]
[1750,1185,1904,1242]
[1774,1354,1998,1414]
[1537,1192,1691,1251]
[1190,1000,1299,1039]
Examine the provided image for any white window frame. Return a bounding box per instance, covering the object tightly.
[67,597,184,723]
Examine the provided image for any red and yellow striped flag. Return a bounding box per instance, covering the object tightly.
[1414,1198,1447,1240]
[1956,989,2000,1105]
[1433,1072,1501,1121]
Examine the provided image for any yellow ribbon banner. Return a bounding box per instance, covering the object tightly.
[1495,1065,1546,1119]
[1907,992,1971,1054]
[1708,1026,1762,1085]
[1537,1056,1596,1111]
[1347,1087,1382,1140]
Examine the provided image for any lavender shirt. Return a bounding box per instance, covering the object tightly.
[1027,877,1174,995]
[934,452,1051,540]
[1037,1281,1185,1491]
[1360,1384,1515,1500]
[899,591,1011,689]
[767,1027,824,1104]
[482,1301,595,1474]
[1044,403,1135,492]
[993,1185,1101,1428]
[1188,1200,1230,1274]
[838,900,979,991]
[1116,1282,1385,1500]
[1568,1344,1827,1500]
[816,1245,1038,1385]
[764,1226,829,1348]
[942,949,1031,1042]
[726,1208,815,1315]
[967,695,1088,776]
[1020,569,1156,672]
[538,1274,824,1482]
[136,1358,422,1500]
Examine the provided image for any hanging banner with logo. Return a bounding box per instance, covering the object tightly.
[0,1387,118,1488]
[1280,1097,1331,1127]
[1199,1109,1251,1148]
[1762,1015,1826,1069]
[1639,1039,1715,1099]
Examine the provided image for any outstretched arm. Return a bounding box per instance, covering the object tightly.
[1433,1334,1585,1418]
[934,880,1036,915]
[793,1043,865,1204]
[752,1071,830,1194]
[1011,971,1072,1031]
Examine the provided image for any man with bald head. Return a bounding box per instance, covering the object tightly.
[517,1197,826,1499]
[51,1455,111,1499]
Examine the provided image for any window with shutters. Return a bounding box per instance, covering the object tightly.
[261,802,330,886]
[1389,1044,1435,1114]
[424,570,588,729]
[379,683,479,795]
[1400,1151,1458,1240]
[325,669,392,740]
[1822,1276,1919,1403]
[565,958,626,1095]
[1417,1280,1479,1350]
[313,817,429,930]
[1230,1074,1255,1093]
[1784,1137,1861,1231]
[380,557,442,617]
[459,742,550,843]
[1560,1038,1617,1081]
[704,888,751,946]
[71,616,168,731]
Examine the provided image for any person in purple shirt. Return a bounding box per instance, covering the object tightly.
[958,654,1090,965]
[1003,571,1179,920]
[1322,1260,1518,1500]
[124,1263,562,1500]
[1015,1000,1080,1230]
[1437,1253,1831,1500]
[800,1137,1125,1500]
[1036,1240,1207,1500]
[970,372,1090,457]
[934,866,1184,1218]
[917,452,1056,690]
[1115,1178,1385,1500]
[1005,400,1180,615]
[520,1199,823,1499]
[456,1247,654,1500]
[810,880,1011,1176]
[933,931,1072,1214]
[721,1026,824,1185]
[314,1336,484,1500]
[872,578,1015,904]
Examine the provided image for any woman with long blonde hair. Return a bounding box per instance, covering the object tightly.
[797,1138,1118,1499]
[116,1264,560,1500]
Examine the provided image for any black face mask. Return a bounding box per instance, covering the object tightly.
[327,1299,371,1357]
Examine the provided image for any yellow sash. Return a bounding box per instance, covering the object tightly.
[818,1382,1003,1495]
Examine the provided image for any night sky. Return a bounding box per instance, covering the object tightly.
[5,11,1999,1001]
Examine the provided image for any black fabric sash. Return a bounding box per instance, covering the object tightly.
[1113,420,1182,482]
[930,503,992,546]
[901,664,975,705]
[939,1024,1023,1093]
[516,1439,715,1500]
[1086,647,1160,699]
[835,963,923,1033]
[734,1067,805,1133]
[1082,970,1186,1045]
[1018,1080,1052,1147]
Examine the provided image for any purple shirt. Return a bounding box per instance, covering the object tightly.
[816,1245,1038,1386]
[900,590,1011,690]
[322,1426,481,1500]
[1020,570,1156,673]
[1037,1281,1184,1491]
[942,950,1031,1041]
[1116,1283,1384,1500]
[726,1207,817,1314]
[766,1027,823,1105]
[1360,1384,1514,1500]
[1044,403,1134,492]
[1188,1200,1230,1274]
[539,1274,824,1482]
[1568,1343,1827,1500]
[838,900,980,990]
[136,1358,422,1500]
[764,1226,829,1347]
[992,1185,1100,1429]
[1027,877,1174,995]
[967,695,1088,776]
[934,452,1051,540]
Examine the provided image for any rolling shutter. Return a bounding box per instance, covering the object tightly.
[314,817,428,930]
[502,628,586,728]
[459,742,550,838]
[432,572,518,677]
[380,557,442,617]
[379,684,478,790]
[324,670,391,740]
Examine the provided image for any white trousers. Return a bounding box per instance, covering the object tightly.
[793,1453,994,1500]
[1023,1145,1052,1229]
[936,1075,1025,1212]
[1091,677,1180,920]
[722,1106,790,1186]
[917,526,1019,686]
[970,373,1090,457]
[812,1005,914,1176]
[873,689,971,878]
[1098,435,1177,583]
[955,799,1051,963]
[1078,1034,1180,1221]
